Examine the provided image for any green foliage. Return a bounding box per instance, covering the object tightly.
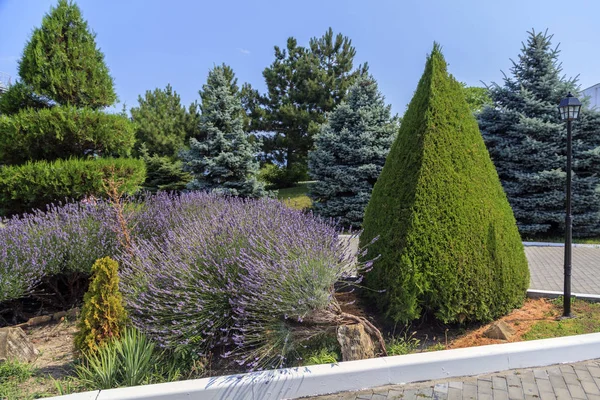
[0,106,136,165]
[0,157,145,216]
[258,162,308,189]
[309,75,397,228]
[18,0,116,108]
[478,30,600,237]
[75,257,128,353]
[75,328,184,389]
[259,28,368,182]
[290,333,340,366]
[360,44,529,324]
[386,334,420,356]
[0,359,34,400]
[462,84,491,113]
[181,65,266,197]
[130,84,195,158]
[0,81,52,116]
[140,148,191,192]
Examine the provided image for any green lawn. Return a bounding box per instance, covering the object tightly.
[277,182,312,210]
[523,299,600,340]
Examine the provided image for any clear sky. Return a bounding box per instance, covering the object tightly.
[0,0,598,116]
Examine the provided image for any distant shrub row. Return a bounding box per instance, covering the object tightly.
[0,106,136,165]
[0,157,145,216]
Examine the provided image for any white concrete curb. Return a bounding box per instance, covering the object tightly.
[50,332,600,400]
[527,289,600,302]
[523,241,600,248]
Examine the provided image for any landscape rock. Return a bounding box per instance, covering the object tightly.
[483,321,515,340]
[337,323,375,361]
[0,327,38,363]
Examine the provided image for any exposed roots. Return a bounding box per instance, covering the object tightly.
[298,302,388,357]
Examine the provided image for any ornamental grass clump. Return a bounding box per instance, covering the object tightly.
[0,201,118,303]
[120,192,377,370]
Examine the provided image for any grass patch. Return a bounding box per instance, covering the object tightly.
[277,182,312,210]
[523,299,600,340]
[0,359,34,400]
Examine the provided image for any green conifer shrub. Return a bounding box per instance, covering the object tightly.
[0,106,136,165]
[140,148,191,193]
[18,0,116,109]
[0,157,145,216]
[75,257,128,354]
[0,82,52,116]
[360,44,529,324]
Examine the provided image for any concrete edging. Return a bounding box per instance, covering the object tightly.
[527,289,600,302]
[52,332,600,400]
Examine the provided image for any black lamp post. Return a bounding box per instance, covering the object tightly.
[558,92,582,318]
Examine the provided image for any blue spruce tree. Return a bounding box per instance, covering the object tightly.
[308,76,397,228]
[479,30,600,238]
[182,65,266,198]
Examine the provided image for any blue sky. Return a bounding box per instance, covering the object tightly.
[0,0,598,116]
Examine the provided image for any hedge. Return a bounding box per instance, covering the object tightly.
[0,106,135,165]
[0,157,145,216]
[359,44,529,324]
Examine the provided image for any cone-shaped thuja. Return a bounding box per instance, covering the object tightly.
[360,44,529,324]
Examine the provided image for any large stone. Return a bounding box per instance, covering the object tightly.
[337,323,375,361]
[0,327,38,363]
[483,321,515,341]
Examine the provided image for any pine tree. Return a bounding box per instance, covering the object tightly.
[360,44,529,324]
[18,0,116,109]
[478,30,600,238]
[181,66,266,197]
[130,84,192,158]
[259,28,367,184]
[308,76,397,228]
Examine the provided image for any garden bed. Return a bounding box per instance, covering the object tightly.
[4,296,600,399]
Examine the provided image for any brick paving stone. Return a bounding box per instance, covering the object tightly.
[304,361,600,400]
[550,375,568,389]
[479,380,494,395]
[582,380,600,395]
[567,383,587,399]
[554,387,573,400]
[493,376,508,391]
[564,373,581,386]
[447,388,462,400]
[539,391,557,400]
[494,389,510,400]
[462,383,477,400]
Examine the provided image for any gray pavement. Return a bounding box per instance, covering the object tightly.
[303,360,600,400]
[526,247,600,294]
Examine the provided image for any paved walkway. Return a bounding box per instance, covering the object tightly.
[526,247,600,295]
[303,360,600,400]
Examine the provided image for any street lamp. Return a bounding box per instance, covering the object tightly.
[558,92,582,318]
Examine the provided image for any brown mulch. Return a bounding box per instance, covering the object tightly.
[448,298,556,349]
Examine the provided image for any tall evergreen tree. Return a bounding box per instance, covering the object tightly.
[259,28,367,182]
[181,66,266,197]
[478,30,600,237]
[130,84,192,158]
[360,44,528,324]
[18,0,116,109]
[309,76,397,228]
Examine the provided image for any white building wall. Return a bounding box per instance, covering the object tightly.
[581,83,600,110]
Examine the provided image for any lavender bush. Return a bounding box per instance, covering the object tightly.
[0,202,119,303]
[120,192,358,370]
